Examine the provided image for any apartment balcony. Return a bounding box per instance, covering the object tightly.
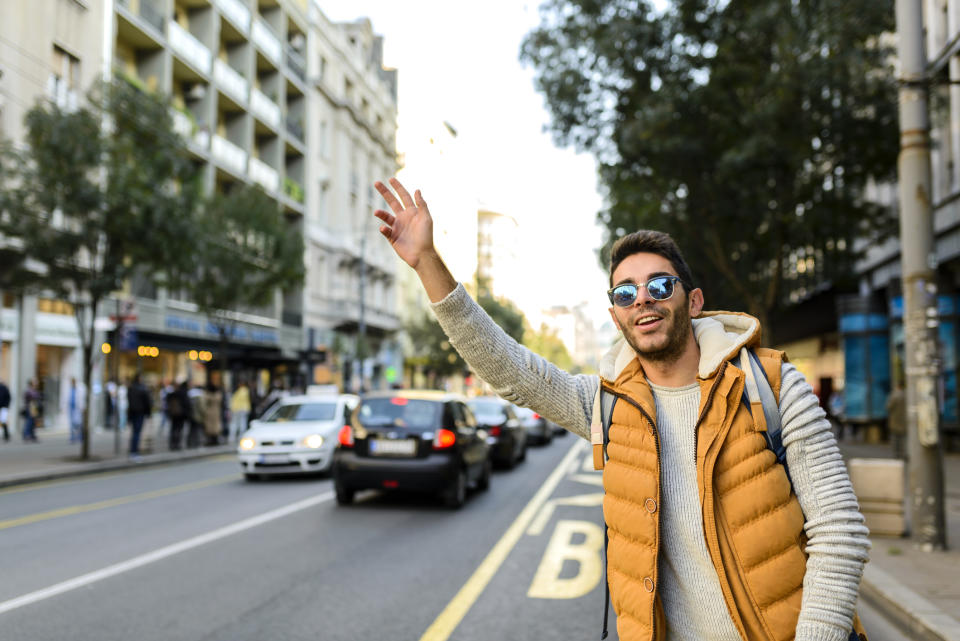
[168,21,212,75]
[212,134,248,176]
[282,176,304,204]
[285,118,304,144]
[213,0,250,33]
[285,44,306,84]
[250,88,281,129]
[214,59,248,103]
[251,18,282,64]
[117,0,165,33]
[171,108,209,151]
[249,157,279,192]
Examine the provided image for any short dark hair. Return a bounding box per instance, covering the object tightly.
[608,230,695,290]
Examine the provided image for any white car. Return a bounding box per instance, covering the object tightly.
[238,393,359,481]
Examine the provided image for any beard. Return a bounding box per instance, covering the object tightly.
[614,301,693,365]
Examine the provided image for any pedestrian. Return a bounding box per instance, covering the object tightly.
[126,374,152,458]
[186,383,204,448]
[886,382,907,460]
[156,379,173,441]
[0,378,11,442]
[62,377,86,444]
[201,382,223,446]
[228,380,251,443]
[374,178,870,641]
[117,378,128,433]
[165,380,189,450]
[21,379,41,442]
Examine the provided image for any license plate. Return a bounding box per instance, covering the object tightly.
[259,454,289,463]
[369,439,416,456]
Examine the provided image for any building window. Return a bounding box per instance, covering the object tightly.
[48,45,80,111]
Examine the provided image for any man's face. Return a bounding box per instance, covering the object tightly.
[608,252,704,364]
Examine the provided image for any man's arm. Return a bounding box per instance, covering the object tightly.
[779,363,870,641]
[374,179,596,438]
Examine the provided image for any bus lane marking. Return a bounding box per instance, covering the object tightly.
[527,448,606,600]
[418,439,587,641]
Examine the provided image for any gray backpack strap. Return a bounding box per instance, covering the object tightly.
[735,349,791,488]
[599,389,617,460]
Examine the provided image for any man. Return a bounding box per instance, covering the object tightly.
[22,379,40,442]
[373,178,869,641]
[63,377,86,444]
[126,374,152,458]
[0,378,11,442]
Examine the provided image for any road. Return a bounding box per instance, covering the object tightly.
[0,436,909,641]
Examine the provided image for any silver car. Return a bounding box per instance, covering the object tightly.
[513,406,554,446]
[238,393,359,480]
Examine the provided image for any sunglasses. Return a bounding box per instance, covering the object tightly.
[607,276,683,307]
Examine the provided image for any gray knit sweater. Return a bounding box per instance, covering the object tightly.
[431,283,870,641]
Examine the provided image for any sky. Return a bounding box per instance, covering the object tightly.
[319,0,614,334]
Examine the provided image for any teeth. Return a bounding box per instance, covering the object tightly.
[636,315,660,324]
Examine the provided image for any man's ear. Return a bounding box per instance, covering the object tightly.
[688,288,704,318]
[607,306,619,326]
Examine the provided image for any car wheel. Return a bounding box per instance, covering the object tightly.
[443,469,467,509]
[244,473,261,482]
[335,483,354,505]
[477,459,492,492]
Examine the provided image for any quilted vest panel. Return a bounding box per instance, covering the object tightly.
[601,349,807,641]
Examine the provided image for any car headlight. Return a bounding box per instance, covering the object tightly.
[239,437,256,450]
[302,434,324,448]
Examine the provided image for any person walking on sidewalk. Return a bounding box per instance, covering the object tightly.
[374,178,870,641]
[21,380,40,442]
[62,378,86,444]
[166,380,190,450]
[228,381,251,443]
[0,379,11,442]
[126,374,152,457]
[201,382,223,447]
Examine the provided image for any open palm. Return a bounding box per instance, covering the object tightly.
[373,178,434,269]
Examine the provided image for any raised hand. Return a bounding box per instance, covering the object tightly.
[374,178,435,270]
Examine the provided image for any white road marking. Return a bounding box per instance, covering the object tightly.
[0,492,333,615]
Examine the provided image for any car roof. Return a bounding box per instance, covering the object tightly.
[276,394,358,405]
[362,389,465,403]
[467,396,509,404]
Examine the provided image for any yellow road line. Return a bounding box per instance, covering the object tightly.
[0,474,238,531]
[418,439,586,641]
[0,454,235,497]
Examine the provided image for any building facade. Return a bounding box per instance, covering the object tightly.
[0,0,400,429]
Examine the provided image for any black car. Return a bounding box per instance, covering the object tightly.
[332,390,492,509]
[513,405,554,446]
[467,396,527,468]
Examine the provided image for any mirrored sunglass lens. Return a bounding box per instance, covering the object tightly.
[647,277,674,300]
[613,285,638,306]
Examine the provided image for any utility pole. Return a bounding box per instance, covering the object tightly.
[895,0,947,550]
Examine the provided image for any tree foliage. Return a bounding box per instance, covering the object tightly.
[179,184,305,383]
[0,78,202,457]
[523,323,575,372]
[521,0,899,336]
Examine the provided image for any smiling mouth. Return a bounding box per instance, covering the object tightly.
[635,314,663,328]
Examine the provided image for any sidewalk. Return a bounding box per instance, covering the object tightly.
[0,421,235,488]
[839,441,960,641]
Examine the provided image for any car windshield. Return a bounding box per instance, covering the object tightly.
[358,398,440,429]
[514,407,534,418]
[263,402,337,422]
[467,400,504,416]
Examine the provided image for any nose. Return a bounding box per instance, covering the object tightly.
[633,284,657,306]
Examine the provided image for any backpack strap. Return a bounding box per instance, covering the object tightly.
[591,386,617,470]
[735,348,791,487]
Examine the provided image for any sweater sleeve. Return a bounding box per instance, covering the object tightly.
[430,283,597,440]
[778,363,871,641]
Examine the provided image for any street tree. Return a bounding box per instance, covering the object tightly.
[524,322,575,372]
[0,79,202,458]
[180,184,305,392]
[521,0,899,337]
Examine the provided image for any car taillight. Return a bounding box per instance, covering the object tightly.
[532,413,540,419]
[433,428,457,449]
[489,425,502,437]
[338,425,354,447]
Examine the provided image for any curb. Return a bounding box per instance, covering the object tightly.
[0,446,236,489]
[860,563,960,641]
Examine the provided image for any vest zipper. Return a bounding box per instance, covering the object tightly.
[600,386,661,640]
[692,361,728,465]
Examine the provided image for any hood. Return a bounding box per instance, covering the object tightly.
[245,420,339,438]
[598,310,762,382]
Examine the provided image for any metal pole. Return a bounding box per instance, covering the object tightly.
[895,0,947,550]
[357,234,367,394]
[113,298,121,456]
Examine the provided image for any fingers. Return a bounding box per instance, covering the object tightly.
[414,189,429,213]
[373,209,395,226]
[389,177,416,208]
[378,225,393,240]
[374,181,403,214]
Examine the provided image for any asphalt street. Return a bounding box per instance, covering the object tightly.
[0,435,910,641]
